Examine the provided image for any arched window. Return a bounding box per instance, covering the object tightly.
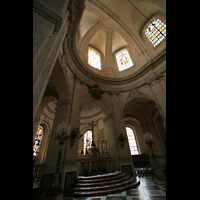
[33,124,44,157]
[88,47,101,70]
[83,130,92,155]
[115,49,133,71]
[144,18,166,47]
[126,127,139,155]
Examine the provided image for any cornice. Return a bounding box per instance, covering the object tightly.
[80,110,103,121]
[33,0,62,32]
[66,30,166,86]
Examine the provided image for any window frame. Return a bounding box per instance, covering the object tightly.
[33,124,44,157]
[88,47,101,70]
[126,126,139,155]
[83,129,92,155]
[144,17,166,47]
[115,49,134,72]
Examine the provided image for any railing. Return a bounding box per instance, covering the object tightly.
[33,163,45,188]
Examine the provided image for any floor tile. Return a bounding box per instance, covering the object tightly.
[106,196,126,200]
[143,186,160,190]
[148,196,166,200]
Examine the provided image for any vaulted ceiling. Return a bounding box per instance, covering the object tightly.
[70,0,166,80]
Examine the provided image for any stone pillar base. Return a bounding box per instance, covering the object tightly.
[45,186,63,199]
[156,170,166,181]
[44,192,63,200]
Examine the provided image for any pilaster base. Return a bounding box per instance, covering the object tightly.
[45,186,62,199]
[156,170,166,181]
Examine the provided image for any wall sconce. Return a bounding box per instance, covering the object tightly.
[117,133,127,148]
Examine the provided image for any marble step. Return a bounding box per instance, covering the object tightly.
[64,176,140,197]
[72,176,135,191]
[76,172,126,184]
[78,171,122,180]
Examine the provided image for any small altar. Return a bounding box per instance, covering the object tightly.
[77,146,113,176]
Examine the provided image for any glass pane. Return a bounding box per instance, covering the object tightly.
[116,49,133,71]
[83,130,92,155]
[126,127,139,155]
[33,125,44,157]
[144,18,166,47]
[88,48,101,70]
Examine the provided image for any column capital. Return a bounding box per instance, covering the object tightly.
[108,91,119,97]
[102,113,114,122]
[146,73,163,86]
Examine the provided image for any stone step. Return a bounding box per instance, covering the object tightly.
[76,172,126,184]
[78,171,122,180]
[64,177,140,197]
[64,171,140,197]
[72,176,136,192]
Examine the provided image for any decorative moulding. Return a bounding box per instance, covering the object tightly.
[117,133,127,148]
[33,0,62,33]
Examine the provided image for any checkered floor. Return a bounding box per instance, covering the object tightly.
[63,176,166,200]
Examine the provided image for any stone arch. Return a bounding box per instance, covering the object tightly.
[80,93,112,118]
[33,95,58,141]
[80,125,91,138]
[121,91,159,113]
[124,117,146,154]
[51,58,72,103]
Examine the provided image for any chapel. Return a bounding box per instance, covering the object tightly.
[33,0,166,199]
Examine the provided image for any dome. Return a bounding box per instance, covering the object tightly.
[63,0,166,89]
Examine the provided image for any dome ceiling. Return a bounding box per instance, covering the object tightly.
[65,0,166,86]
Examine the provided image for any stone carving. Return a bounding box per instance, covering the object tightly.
[108,91,119,97]
[117,133,127,148]
[126,88,143,100]
[70,127,80,148]
[86,84,105,100]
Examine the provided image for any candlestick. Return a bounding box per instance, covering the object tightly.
[45,122,70,197]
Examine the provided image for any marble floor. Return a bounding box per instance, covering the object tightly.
[63,176,166,200]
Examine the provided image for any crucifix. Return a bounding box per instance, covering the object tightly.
[88,120,96,147]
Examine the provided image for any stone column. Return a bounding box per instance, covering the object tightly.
[61,77,82,190]
[141,123,166,168]
[146,75,166,129]
[43,99,72,174]
[106,93,136,176]
[33,12,70,122]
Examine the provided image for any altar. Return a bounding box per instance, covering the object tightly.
[77,146,113,176]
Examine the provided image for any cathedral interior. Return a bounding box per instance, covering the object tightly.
[33,0,166,199]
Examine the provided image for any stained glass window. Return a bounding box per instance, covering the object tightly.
[88,47,101,70]
[144,18,166,47]
[83,130,92,155]
[33,125,44,157]
[115,49,133,71]
[126,127,139,155]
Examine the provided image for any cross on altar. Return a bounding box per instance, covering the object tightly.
[89,121,96,146]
